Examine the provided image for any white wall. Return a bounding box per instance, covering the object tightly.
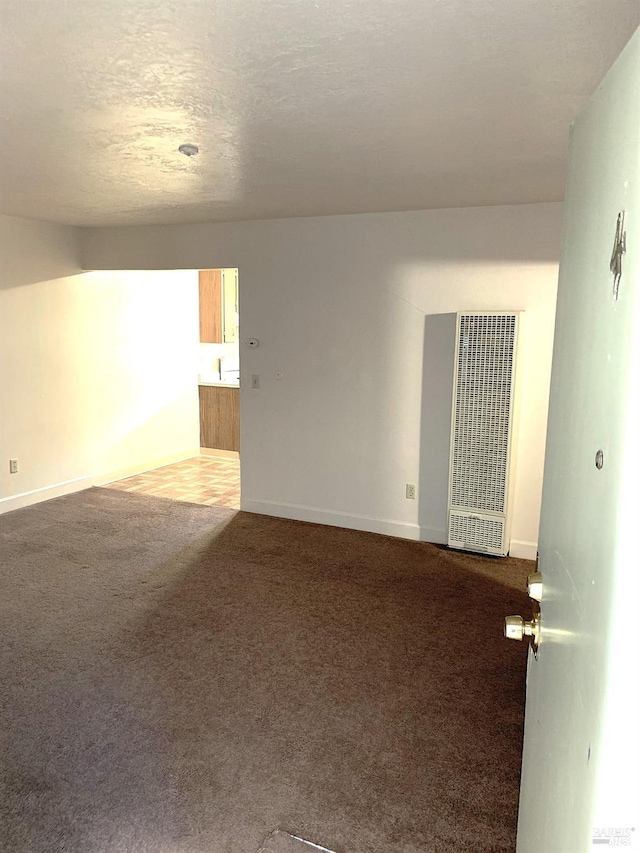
[83,202,562,557]
[0,215,200,513]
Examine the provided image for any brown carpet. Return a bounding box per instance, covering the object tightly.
[0,488,530,853]
[258,831,337,852]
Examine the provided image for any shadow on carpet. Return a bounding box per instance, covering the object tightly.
[0,487,530,853]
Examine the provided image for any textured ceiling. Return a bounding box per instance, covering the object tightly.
[0,0,638,226]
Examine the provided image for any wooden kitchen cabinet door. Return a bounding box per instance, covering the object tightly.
[199,386,240,451]
[199,269,222,343]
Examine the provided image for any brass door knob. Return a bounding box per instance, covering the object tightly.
[527,571,543,602]
[504,610,540,654]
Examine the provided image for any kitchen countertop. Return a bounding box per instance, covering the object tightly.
[198,380,240,388]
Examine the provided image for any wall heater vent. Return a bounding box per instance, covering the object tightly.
[448,312,521,556]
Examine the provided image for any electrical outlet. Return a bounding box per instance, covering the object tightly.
[9,459,18,474]
[405,483,416,500]
[251,374,260,389]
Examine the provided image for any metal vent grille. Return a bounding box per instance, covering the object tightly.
[450,314,516,514]
[449,512,505,553]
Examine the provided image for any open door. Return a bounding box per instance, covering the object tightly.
[509,29,640,853]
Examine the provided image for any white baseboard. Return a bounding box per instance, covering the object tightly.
[509,539,538,561]
[0,475,94,515]
[2,477,532,560]
[199,447,239,459]
[94,448,201,486]
[241,498,447,544]
[0,449,201,515]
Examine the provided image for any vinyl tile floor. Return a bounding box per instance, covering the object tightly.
[102,455,241,509]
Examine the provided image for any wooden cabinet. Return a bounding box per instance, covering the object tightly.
[199,385,239,451]
[199,270,222,343]
[198,269,238,344]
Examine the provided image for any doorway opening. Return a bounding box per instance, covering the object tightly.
[102,268,241,510]
[197,268,241,507]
